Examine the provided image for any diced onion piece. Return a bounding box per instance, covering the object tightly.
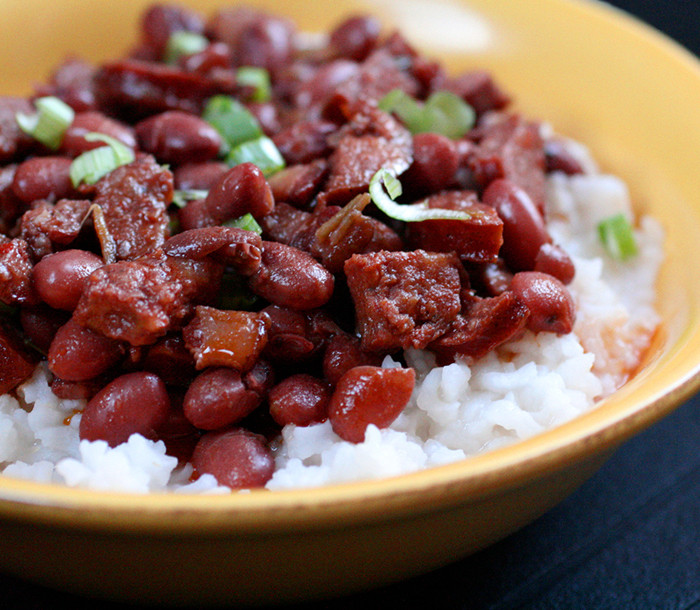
[223,213,263,235]
[203,95,262,151]
[369,169,472,223]
[172,189,208,208]
[237,67,272,103]
[15,96,74,150]
[378,89,475,139]
[69,133,135,187]
[226,136,285,177]
[597,213,638,260]
[164,31,209,63]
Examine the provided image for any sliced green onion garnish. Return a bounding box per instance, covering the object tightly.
[597,213,638,260]
[203,95,263,152]
[164,31,209,64]
[237,66,272,103]
[378,89,475,139]
[69,133,135,187]
[223,213,263,234]
[16,96,74,150]
[172,189,208,208]
[369,169,472,223]
[226,136,285,177]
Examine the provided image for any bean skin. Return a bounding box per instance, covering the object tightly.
[534,243,576,285]
[482,178,551,272]
[248,241,334,310]
[61,111,136,157]
[32,249,104,311]
[183,367,262,430]
[329,15,381,61]
[328,366,415,443]
[48,318,126,381]
[510,271,576,334]
[135,110,223,165]
[268,374,330,427]
[203,162,275,223]
[12,157,76,203]
[191,428,275,489]
[402,132,459,195]
[79,372,170,447]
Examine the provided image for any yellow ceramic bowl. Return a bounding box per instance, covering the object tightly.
[0,0,699,605]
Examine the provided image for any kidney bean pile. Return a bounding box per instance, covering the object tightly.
[0,4,583,489]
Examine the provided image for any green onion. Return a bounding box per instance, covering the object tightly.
[369,169,472,223]
[378,89,475,139]
[597,213,638,260]
[69,133,135,187]
[164,31,209,64]
[226,136,285,177]
[15,96,74,150]
[203,95,262,152]
[172,189,208,208]
[237,66,272,103]
[223,213,263,234]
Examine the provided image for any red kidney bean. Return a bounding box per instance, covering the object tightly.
[482,178,551,272]
[534,243,576,285]
[329,15,381,61]
[203,162,274,223]
[141,334,197,386]
[48,318,126,381]
[183,367,262,430]
[248,241,334,310]
[272,119,336,165]
[79,372,170,447]
[322,332,381,386]
[11,157,76,203]
[140,4,204,56]
[510,271,576,335]
[402,132,460,195]
[135,110,223,165]
[19,306,69,355]
[178,196,212,231]
[261,304,317,362]
[242,358,275,399]
[328,366,415,443]
[544,140,585,175]
[174,161,228,191]
[234,14,295,73]
[61,111,136,157]
[178,41,231,73]
[191,428,275,489]
[32,249,104,311]
[0,323,37,394]
[268,374,331,427]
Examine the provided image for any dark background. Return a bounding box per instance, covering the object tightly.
[4,1,700,608]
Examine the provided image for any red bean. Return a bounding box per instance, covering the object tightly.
[510,271,576,335]
[191,428,275,489]
[328,366,415,443]
[48,318,125,381]
[183,367,262,430]
[203,162,274,223]
[329,15,381,61]
[322,332,381,386]
[11,156,76,203]
[402,132,459,195]
[174,161,228,191]
[135,110,223,165]
[140,4,204,56]
[482,178,551,272]
[61,111,136,157]
[534,243,576,285]
[268,374,330,427]
[19,306,69,355]
[32,249,104,310]
[248,241,334,310]
[79,372,170,447]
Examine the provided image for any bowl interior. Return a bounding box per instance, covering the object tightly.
[0,0,698,527]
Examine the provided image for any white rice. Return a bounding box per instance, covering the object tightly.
[0,160,664,493]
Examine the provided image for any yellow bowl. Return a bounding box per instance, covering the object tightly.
[0,0,699,605]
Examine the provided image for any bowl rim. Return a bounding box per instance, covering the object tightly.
[0,0,699,536]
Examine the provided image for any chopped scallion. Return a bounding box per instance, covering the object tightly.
[164,31,209,64]
[223,213,263,234]
[203,95,262,152]
[15,96,74,150]
[597,213,638,260]
[378,89,475,139]
[172,189,209,208]
[226,136,285,177]
[369,169,472,223]
[237,66,272,103]
[69,133,135,187]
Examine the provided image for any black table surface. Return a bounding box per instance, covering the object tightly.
[4,1,700,608]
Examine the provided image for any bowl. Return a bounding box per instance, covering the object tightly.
[0,0,699,605]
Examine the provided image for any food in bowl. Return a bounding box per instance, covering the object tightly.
[0,4,663,493]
